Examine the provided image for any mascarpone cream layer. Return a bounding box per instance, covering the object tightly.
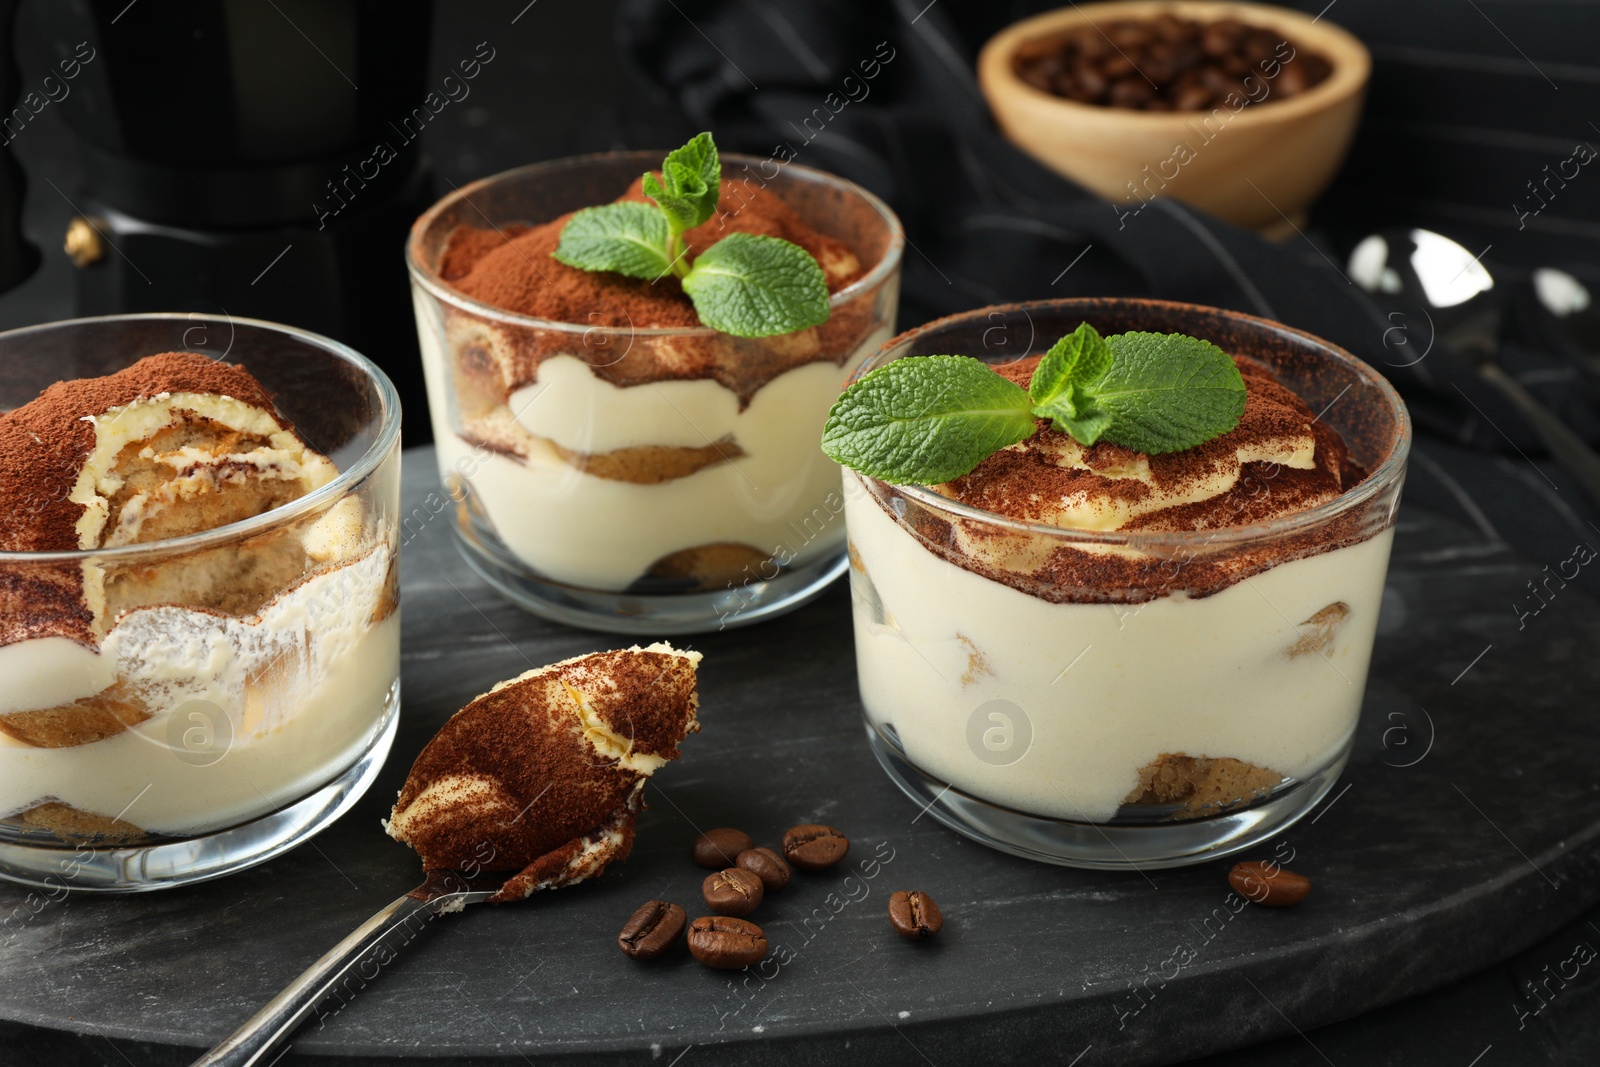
[419,314,888,590]
[846,482,1393,822]
[0,546,398,835]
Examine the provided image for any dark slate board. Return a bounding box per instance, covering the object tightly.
[2,447,1598,1067]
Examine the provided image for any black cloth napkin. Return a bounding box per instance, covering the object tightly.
[617,0,1600,567]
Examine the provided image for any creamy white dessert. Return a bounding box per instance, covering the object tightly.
[416,172,893,593]
[0,353,399,842]
[847,352,1396,823]
[0,549,398,835]
[419,320,889,590]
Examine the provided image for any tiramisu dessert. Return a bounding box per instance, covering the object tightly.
[826,317,1403,827]
[0,353,399,844]
[412,134,898,597]
[385,643,700,903]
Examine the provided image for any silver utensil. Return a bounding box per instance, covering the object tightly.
[191,869,502,1067]
[1349,227,1600,509]
[1531,266,1600,371]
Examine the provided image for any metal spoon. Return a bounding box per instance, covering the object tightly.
[1349,227,1600,509]
[190,869,503,1067]
[1530,266,1600,381]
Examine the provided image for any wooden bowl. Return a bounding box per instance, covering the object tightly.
[978,1,1371,233]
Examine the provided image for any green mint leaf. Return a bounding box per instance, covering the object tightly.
[821,356,1037,484]
[1082,331,1247,453]
[552,202,672,280]
[681,232,830,337]
[642,172,693,235]
[1033,382,1115,446]
[1028,321,1114,407]
[643,168,710,235]
[649,132,720,232]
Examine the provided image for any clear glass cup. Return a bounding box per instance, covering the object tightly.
[408,152,903,634]
[846,298,1411,868]
[0,314,402,891]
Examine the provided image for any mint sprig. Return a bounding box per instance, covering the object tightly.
[821,322,1247,484]
[819,356,1038,485]
[552,132,830,338]
[682,233,829,336]
[1028,321,1117,447]
[552,202,672,280]
[1091,331,1252,454]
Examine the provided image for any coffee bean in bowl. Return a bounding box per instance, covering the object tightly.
[692,827,754,869]
[687,916,768,969]
[888,891,944,940]
[782,824,850,870]
[618,901,687,960]
[702,867,764,917]
[736,846,791,891]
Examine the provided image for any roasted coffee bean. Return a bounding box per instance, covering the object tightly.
[1171,82,1214,111]
[736,847,791,891]
[1107,22,1151,49]
[1242,30,1278,65]
[1108,77,1155,109]
[687,915,768,969]
[1228,861,1312,906]
[1151,13,1188,43]
[617,900,686,960]
[888,891,944,940]
[1276,60,1309,96]
[782,824,850,870]
[1069,25,1108,59]
[703,867,764,917]
[1099,53,1136,80]
[692,827,754,869]
[1075,65,1108,98]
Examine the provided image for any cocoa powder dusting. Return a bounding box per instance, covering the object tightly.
[433,174,886,407]
[446,176,863,327]
[0,352,283,554]
[438,223,528,282]
[943,354,1353,528]
[387,648,701,886]
[0,354,300,649]
[877,353,1379,603]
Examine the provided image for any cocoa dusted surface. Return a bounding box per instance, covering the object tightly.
[444,176,864,329]
[1,451,1597,1065]
[0,352,282,554]
[430,172,887,407]
[386,647,700,881]
[867,301,1397,605]
[0,353,295,650]
[945,353,1356,529]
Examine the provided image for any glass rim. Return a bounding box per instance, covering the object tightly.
[405,149,907,336]
[0,313,401,564]
[851,297,1412,551]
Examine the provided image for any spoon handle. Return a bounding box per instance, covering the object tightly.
[1478,362,1600,509]
[190,890,444,1067]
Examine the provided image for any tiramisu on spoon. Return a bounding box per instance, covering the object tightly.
[192,642,702,1067]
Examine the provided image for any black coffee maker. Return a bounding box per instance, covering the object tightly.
[0,0,435,439]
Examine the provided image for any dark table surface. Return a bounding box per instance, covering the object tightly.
[3,448,1600,1066]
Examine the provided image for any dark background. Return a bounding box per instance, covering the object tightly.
[0,1,1597,1064]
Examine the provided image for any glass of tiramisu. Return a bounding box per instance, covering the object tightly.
[0,315,401,890]
[408,139,902,633]
[834,298,1410,868]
